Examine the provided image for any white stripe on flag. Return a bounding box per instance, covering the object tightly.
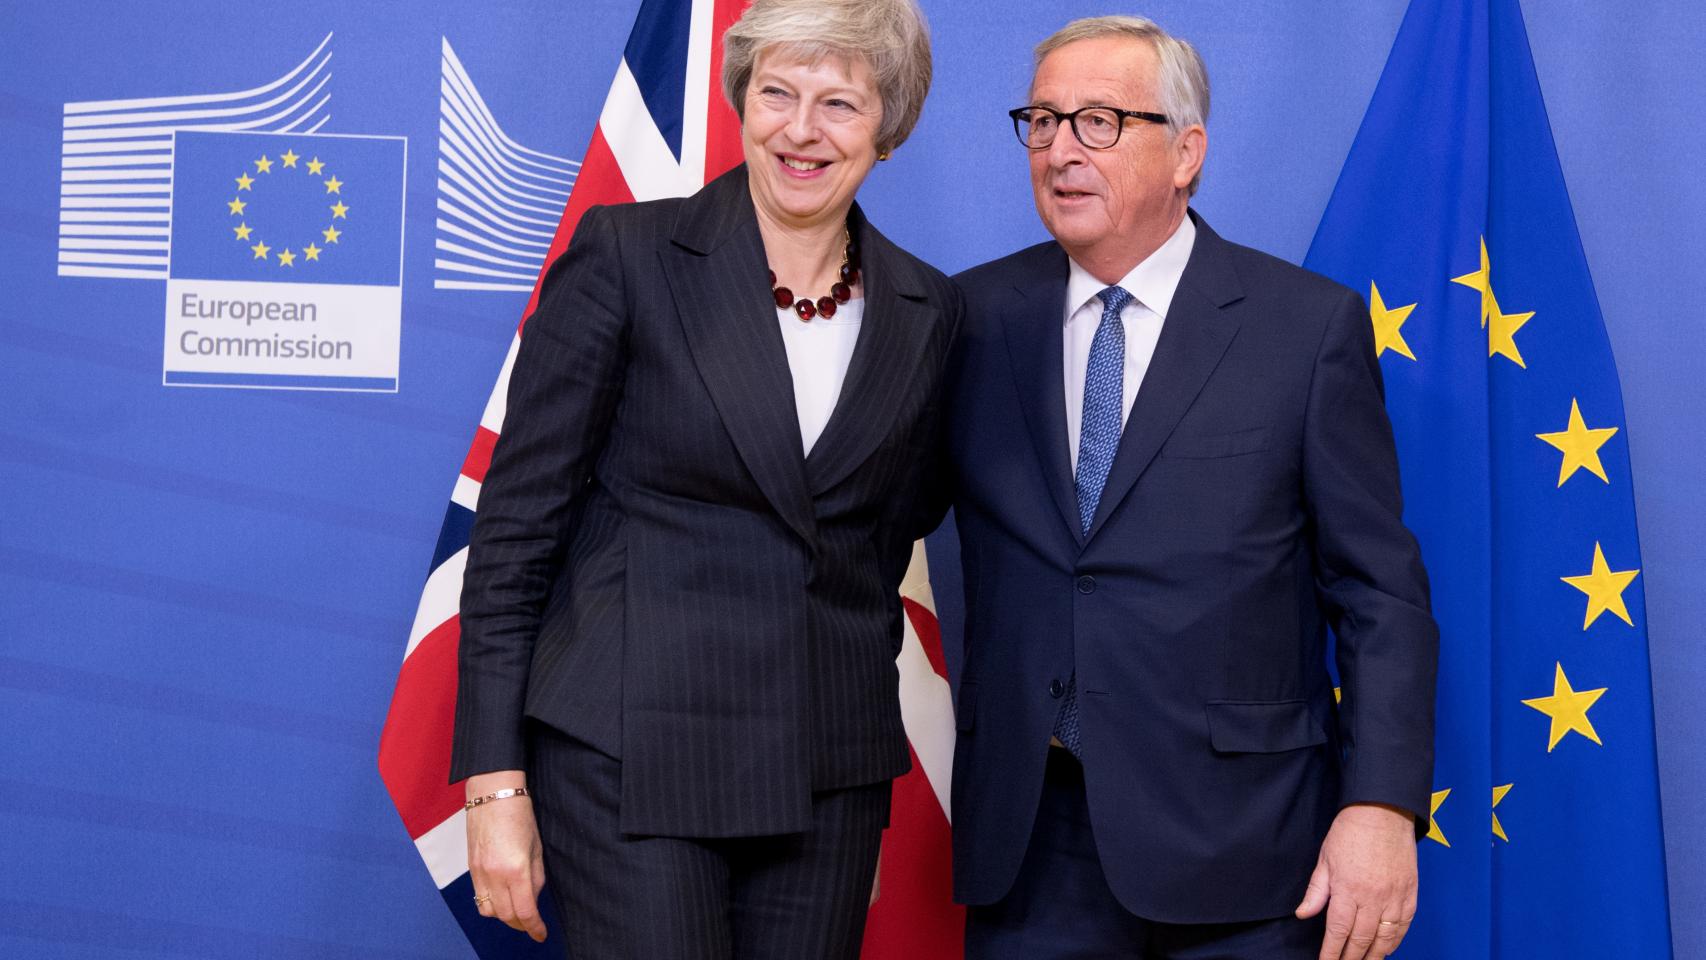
[480,334,522,436]
[600,60,700,202]
[451,473,482,512]
[405,546,467,660]
[897,541,955,819]
[678,0,713,188]
[415,807,471,890]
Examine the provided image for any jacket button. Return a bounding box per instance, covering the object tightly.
[1049,679,1066,698]
[1076,575,1096,594]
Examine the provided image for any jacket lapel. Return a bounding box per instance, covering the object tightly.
[803,211,938,495]
[998,244,1083,542]
[661,165,818,548]
[1083,213,1245,543]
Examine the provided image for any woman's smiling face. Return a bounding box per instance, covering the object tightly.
[742,46,884,232]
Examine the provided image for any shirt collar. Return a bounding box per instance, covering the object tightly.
[1064,212,1197,324]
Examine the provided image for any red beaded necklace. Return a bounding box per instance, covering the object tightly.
[770,230,860,321]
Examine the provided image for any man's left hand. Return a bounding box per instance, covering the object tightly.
[1294,802,1418,960]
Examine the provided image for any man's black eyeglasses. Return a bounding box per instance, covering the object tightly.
[1009,105,1170,150]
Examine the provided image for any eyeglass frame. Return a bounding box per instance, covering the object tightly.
[1008,104,1171,150]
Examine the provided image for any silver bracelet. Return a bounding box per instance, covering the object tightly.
[464,786,529,811]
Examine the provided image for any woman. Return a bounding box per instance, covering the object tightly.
[449,0,957,956]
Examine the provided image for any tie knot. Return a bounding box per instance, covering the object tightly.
[1098,285,1133,319]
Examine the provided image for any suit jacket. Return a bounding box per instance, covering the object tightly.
[450,165,962,838]
[945,212,1438,923]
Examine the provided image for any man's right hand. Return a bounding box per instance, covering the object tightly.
[465,771,548,943]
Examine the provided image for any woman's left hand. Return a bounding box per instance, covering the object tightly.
[869,845,882,906]
[466,771,548,943]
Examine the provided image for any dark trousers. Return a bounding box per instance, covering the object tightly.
[967,749,1324,960]
[529,723,889,960]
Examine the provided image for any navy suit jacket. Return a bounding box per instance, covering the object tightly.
[450,166,961,838]
[945,212,1438,923]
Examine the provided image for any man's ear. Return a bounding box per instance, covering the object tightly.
[1173,125,1207,191]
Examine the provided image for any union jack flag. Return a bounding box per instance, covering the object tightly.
[377,1,961,954]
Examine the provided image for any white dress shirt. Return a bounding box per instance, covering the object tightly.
[776,297,864,456]
[1064,215,1197,472]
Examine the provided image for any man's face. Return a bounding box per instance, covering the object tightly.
[1028,36,1202,271]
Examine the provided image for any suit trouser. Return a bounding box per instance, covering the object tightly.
[966,748,1325,960]
[529,722,889,960]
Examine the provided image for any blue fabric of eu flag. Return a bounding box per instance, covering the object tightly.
[170,130,404,286]
[1303,0,1671,955]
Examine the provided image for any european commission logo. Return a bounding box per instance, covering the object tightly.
[165,131,406,391]
[59,33,412,393]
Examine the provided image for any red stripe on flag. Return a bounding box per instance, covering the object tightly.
[522,127,636,323]
[378,616,468,840]
[460,426,500,485]
[902,596,949,680]
[705,0,749,181]
[861,742,966,958]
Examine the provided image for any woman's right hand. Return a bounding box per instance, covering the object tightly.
[465,770,548,943]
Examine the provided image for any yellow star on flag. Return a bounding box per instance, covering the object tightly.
[323,175,343,194]
[1561,542,1640,629]
[227,197,247,215]
[1368,282,1418,361]
[255,155,274,174]
[235,172,255,191]
[1451,237,1494,327]
[1425,788,1451,847]
[1536,398,1619,486]
[303,243,321,261]
[1492,783,1514,842]
[306,156,325,175]
[330,201,349,219]
[250,240,271,260]
[1522,662,1606,752]
[322,225,341,244]
[233,222,252,241]
[281,149,299,168]
[277,249,296,267]
[1486,290,1533,367]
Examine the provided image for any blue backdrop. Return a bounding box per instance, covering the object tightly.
[2,1,1700,957]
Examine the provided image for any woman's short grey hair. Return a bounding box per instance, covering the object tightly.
[1034,16,1211,194]
[722,0,933,156]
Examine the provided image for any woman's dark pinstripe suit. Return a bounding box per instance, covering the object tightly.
[450,165,961,957]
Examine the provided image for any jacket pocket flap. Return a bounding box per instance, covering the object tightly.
[1160,426,1268,460]
[956,681,978,732]
[1205,699,1326,754]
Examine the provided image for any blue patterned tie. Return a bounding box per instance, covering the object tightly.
[1055,285,1132,758]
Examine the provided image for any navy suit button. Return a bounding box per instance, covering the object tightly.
[1076,575,1096,594]
[1049,679,1066,698]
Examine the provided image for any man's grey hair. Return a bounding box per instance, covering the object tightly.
[722,0,933,156]
[1034,15,1210,195]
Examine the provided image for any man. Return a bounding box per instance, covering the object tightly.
[944,16,1439,960]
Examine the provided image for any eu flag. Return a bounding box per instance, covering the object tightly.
[170,130,405,287]
[1304,0,1671,955]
